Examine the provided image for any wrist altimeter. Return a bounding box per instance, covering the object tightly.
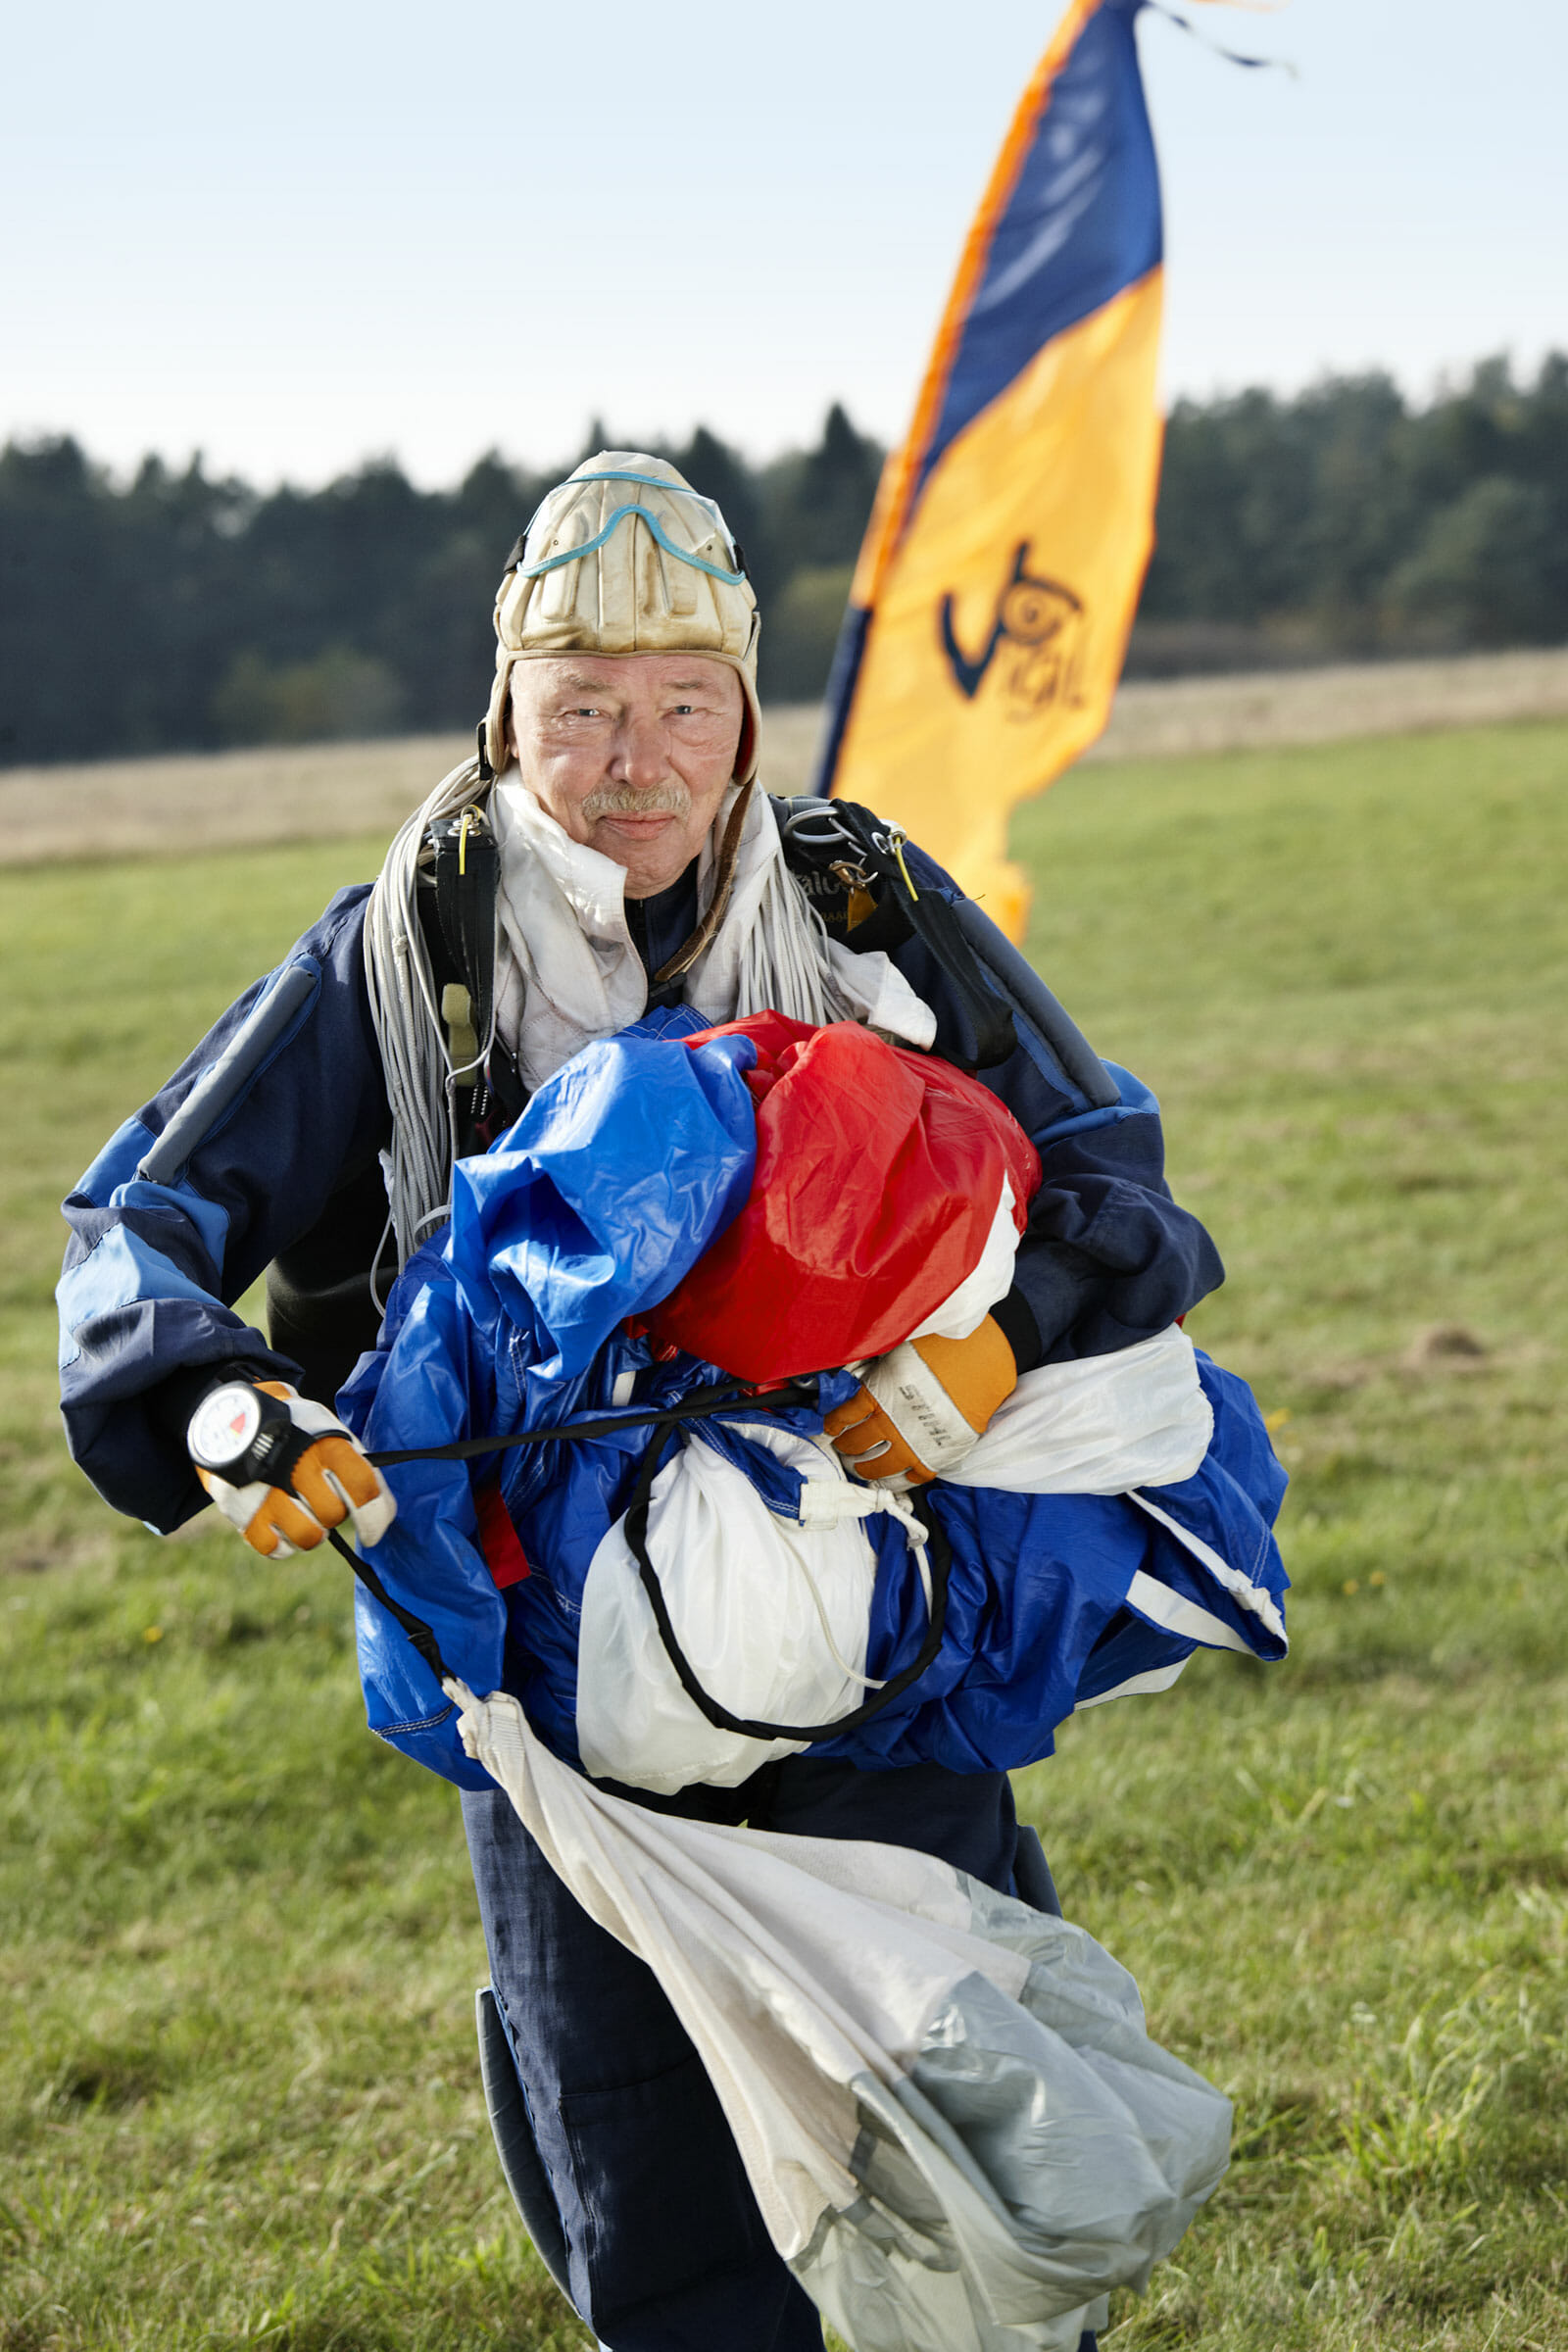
[187,1382,308,1489]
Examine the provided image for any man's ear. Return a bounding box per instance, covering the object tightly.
[733,701,755,785]
[504,666,524,764]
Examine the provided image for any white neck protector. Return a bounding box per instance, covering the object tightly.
[489,774,936,1093]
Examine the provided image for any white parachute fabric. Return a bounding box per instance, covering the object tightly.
[951,1324,1213,1494]
[448,1676,1231,2352]
[489,778,934,1098]
[908,1180,1023,1343]
[575,1326,1218,1793]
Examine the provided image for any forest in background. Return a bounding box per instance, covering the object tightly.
[2,355,1565,767]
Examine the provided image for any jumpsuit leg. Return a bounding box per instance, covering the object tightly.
[465,1767,1091,2352]
[757,1753,1026,1885]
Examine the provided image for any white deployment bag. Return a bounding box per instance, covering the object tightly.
[576,1418,932,1793]
[448,1675,1230,2352]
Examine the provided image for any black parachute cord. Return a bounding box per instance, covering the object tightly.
[363,1378,817,1468]
[623,1422,952,1743]
[327,1525,455,1687]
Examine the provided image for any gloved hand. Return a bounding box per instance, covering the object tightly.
[822,1315,1018,1489]
[186,1378,396,1558]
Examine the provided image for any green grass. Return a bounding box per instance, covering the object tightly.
[3,721,1566,2348]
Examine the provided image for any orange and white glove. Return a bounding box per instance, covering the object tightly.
[822,1315,1019,1490]
[187,1378,396,1558]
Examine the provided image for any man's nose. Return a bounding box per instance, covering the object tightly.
[610,711,670,788]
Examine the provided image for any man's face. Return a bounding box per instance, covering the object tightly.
[509,653,745,899]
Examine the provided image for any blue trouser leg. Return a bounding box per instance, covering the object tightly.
[464,1759,1064,2352]
[464,1782,820,2350]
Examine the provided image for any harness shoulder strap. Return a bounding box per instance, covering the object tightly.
[419,798,526,1147]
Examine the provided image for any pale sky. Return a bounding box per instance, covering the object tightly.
[4,0,1563,488]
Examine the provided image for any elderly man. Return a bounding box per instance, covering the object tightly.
[59,455,1222,2352]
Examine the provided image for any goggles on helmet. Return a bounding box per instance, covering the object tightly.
[506,471,746,587]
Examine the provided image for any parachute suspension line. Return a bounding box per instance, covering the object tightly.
[734,859,854,1030]
[327,1524,456,1685]
[364,758,487,1291]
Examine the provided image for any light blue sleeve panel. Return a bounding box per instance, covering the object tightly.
[57,1226,230,1372]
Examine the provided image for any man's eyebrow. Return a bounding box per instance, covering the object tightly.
[544,671,724,697]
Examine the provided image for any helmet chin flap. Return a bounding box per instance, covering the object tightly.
[482,453,761,783]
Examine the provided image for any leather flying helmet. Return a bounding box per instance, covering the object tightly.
[484,452,761,782]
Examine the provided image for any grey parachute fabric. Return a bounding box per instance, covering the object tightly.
[446,1677,1230,2351]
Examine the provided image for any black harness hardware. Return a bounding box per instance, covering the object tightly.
[775,799,918,957]
[775,797,1018,1070]
[421,806,527,1151]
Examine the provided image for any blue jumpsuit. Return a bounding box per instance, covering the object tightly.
[59,836,1222,2350]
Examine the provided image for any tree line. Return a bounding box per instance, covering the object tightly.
[2,358,1563,768]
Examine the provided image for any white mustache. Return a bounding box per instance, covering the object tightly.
[581,782,691,821]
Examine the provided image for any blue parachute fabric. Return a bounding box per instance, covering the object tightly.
[338,1238,517,1788]
[450,1023,759,1379]
[809,1353,1288,1775]
[337,1020,741,1782]
[342,1019,1288,1791]
[338,1016,840,1784]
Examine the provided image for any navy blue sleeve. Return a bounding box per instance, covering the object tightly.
[58,886,391,1533]
[889,845,1224,1362]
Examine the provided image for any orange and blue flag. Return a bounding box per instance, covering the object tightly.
[814,0,1166,939]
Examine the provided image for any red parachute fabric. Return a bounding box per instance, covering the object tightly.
[642,1012,1040,1383]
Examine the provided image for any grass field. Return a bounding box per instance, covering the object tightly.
[2,720,1566,2350]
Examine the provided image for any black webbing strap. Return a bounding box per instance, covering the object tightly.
[424,805,527,1137]
[775,797,1017,1069]
[622,1421,951,1741]
[327,1524,455,1686]
[363,1380,817,1468]
[431,808,501,1054]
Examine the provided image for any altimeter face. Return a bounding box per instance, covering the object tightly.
[187,1383,267,1475]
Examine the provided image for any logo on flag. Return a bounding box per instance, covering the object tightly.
[940,543,1087,718]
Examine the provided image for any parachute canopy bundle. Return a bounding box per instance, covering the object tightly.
[639,1010,1040,1380]
[337,1006,1288,2344]
[340,1009,1287,1795]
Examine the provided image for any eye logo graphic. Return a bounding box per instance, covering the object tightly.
[939,543,1086,719]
